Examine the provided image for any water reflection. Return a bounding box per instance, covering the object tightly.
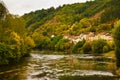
[0,51,119,80]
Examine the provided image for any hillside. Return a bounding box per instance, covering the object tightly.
[22,0,120,51]
[23,0,119,34]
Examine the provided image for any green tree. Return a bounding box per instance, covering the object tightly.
[103,45,110,53]
[0,43,12,64]
[0,13,34,64]
[55,38,71,51]
[92,39,107,54]
[113,20,120,67]
[50,35,63,49]
[83,41,92,54]
[72,39,86,52]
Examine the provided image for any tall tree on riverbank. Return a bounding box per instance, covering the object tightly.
[0,1,35,65]
[113,20,120,67]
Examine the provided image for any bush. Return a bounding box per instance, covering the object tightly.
[97,24,112,31]
[0,43,12,64]
[92,39,107,54]
[55,39,72,51]
[82,41,92,54]
[72,39,86,52]
[103,45,110,53]
[108,41,115,50]
[113,20,120,67]
[50,35,63,49]
[0,31,35,65]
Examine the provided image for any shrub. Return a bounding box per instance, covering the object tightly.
[50,35,63,49]
[82,41,92,54]
[97,24,112,31]
[0,43,12,64]
[0,31,35,65]
[103,45,110,53]
[92,39,107,54]
[113,20,120,67]
[108,41,115,50]
[72,39,86,52]
[55,39,71,51]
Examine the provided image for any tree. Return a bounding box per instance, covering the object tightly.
[103,45,109,53]
[113,20,120,67]
[72,39,86,52]
[83,41,92,54]
[92,39,107,54]
[0,11,34,64]
[24,36,35,53]
[55,38,71,51]
[80,18,92,28]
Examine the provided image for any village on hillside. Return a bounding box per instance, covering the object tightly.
[63,32,113,44]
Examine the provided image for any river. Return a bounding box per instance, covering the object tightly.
[0,51,119,80]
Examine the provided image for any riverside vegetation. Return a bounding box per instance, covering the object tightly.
[1,0,120,78]
[0,2,35,65]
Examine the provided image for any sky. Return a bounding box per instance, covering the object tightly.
[3,0,89,16]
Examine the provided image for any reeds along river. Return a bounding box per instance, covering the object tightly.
[0,51,119,80]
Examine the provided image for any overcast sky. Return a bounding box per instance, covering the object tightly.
[3,0,89,15]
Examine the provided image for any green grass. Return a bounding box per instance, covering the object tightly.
[103,51,115,58]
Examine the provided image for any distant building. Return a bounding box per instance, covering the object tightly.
[63,32,113,44]
[51,35,55,38]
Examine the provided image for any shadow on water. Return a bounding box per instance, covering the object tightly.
[0,57,30,80]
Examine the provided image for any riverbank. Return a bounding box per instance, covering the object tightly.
[103,51,115,59]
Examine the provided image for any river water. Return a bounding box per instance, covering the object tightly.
[0,51,119,80]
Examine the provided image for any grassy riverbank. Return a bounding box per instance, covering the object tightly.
[104,51,115,59]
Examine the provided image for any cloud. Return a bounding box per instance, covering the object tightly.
[3,0,87,15]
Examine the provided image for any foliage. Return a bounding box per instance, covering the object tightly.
[82,41,92,54]
[24,37,35,52]
[72,39,86,52]
[103,51,115,58]
[97,24,112,32]
[23,0,115,36]
[0,5,35,65]
[108,41,115,50]
[32,34,63,50]
[100,0,120,23]
[0,43,12,64]
[69,18,93,35]
[23,7,55,32]
[55,39,71,51]
[40,37,51,49]
[113,20,120,67]
[92,39,107,54]
[103,45,110,53]
[49,35,63,49]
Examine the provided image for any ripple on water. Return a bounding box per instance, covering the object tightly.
[0,52,118,80]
